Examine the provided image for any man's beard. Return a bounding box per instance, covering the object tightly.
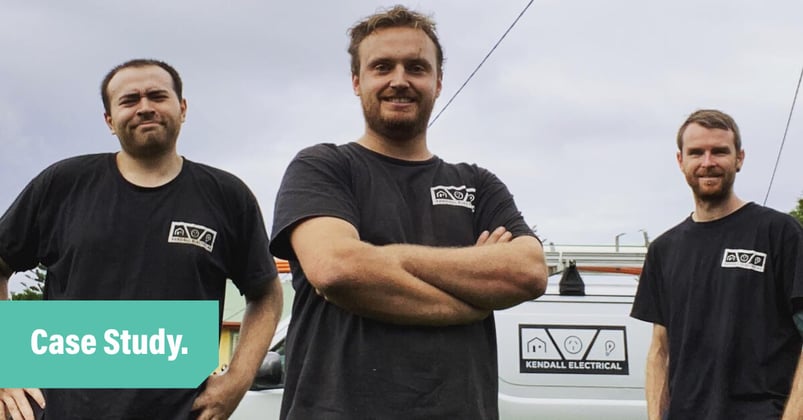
[118,124,179,160]
[362,93,435,142]
[688,171,736,204]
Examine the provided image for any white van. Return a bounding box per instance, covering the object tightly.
[231,264,650,419]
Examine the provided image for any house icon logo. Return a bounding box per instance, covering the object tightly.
[528,337,546,353]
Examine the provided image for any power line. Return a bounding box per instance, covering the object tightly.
[428,0,535,128]
[764,65,803,205]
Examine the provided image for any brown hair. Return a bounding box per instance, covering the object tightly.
[347,5,444,77]
[676,109,741,151]
[100,59,183,115]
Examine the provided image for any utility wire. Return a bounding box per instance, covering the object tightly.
[763,65,803,205]
[428,0,535,128]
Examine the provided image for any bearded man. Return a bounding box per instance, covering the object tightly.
[631,109,803,420]
[0,59,283,420]
[268,5,548,420]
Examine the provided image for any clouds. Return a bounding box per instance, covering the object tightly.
[1,0,802,293]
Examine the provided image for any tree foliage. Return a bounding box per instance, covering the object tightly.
[792,197,803,226]
[10,264,45,300]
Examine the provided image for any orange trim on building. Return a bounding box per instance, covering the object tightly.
[577,266,642,276]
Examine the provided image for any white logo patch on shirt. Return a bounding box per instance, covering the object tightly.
[430,185,476,212]
[168,221,217,252]
[721,248,767,273]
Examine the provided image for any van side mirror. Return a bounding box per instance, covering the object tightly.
[251,351,284,390]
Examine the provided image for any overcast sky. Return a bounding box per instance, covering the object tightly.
[2,1,802,291]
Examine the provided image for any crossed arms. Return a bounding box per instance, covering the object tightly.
[290,216,548,326]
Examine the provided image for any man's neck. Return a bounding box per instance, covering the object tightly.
[357,130,432,161]
[116,151,183,188]
[692,194,747,222]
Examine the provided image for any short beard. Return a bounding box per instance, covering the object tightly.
[118,128,178,160]
[689,175,735,205]
[366,115,429,142]
[362,89,435,142]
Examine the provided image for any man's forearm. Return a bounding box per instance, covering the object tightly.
[0,275,8,300]
[388,235,548,310]
[0,256,11,278]
[782,353,803,420]
[319,261,490,326]
[645,352,669,420]
[0,257,11,300]
[292,217,490,326]
[227,278,284,385]
[646,326,670,420]
[191,278,285,417]
[317,239,489,325]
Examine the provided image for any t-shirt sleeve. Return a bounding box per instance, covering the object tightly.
[474,167,537,241]
[270,144,358,260]
[0,170,49,273]
[228,185,278,298]
[630,244,666,325]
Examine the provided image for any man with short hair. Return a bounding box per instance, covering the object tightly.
[0,59,283,420]
[270,5,548,419]
[631,109,803,419]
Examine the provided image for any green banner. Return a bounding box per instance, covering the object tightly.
[0,301,218,388]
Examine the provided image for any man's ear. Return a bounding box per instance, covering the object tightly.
[180,98,188,123]
[104,112,115,135]
[352,74,361,96]
[736,149,745,172]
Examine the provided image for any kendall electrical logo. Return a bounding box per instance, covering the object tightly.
[430,185,476,211]
[168,222,217,252]
[519,324,629,375]
[721,248,766,273]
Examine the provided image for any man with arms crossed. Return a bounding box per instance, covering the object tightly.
[0,59,283,420]
[270,5,548,420]
[631,109,803,419]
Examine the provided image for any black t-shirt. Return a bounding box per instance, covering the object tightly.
[631,203,803,419]
[271,143,535,420]
[0,153,277,419]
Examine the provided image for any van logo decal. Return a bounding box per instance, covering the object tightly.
[519,324,629,375]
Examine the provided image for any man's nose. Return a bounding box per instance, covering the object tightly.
[701,151,715,166]
[136,98,155,116]
[388,66,409,88]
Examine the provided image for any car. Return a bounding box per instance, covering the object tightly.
[231,262,650,419]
